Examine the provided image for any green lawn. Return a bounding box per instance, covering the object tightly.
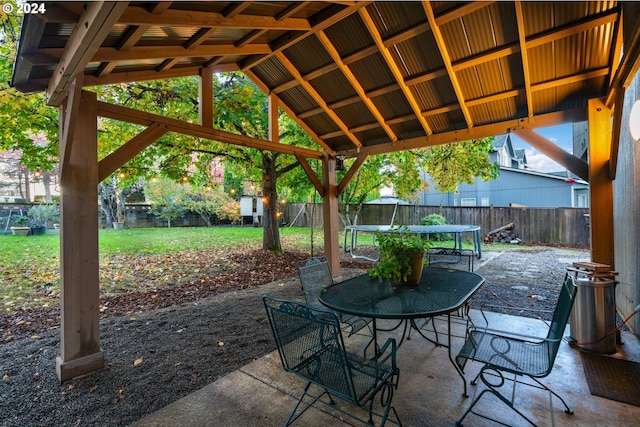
[0,226,323,311]
[0,225,487,312]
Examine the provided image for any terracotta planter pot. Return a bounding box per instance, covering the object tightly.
[397,251,425,285]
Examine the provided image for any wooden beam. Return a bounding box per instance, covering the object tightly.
[587,97,614,267]
[117,6,312,30]
[87,44,272,62]
[46,1,128,106]
[83,64,240,87]
[98,123,169,182]
[96,100,324,159]
[199,67,214,128]
[512,128,589,181]
[337,152,368,196]
[341,108,588,157]
[295,154,324,196]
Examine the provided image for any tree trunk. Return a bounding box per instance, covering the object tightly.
[262,154,281,251]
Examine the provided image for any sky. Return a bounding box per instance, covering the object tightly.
[508,123,574,173]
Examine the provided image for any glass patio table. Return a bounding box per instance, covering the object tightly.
[319,267,485,396]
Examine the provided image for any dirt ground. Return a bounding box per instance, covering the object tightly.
[0,245,589,427]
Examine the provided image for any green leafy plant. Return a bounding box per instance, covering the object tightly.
[419,213,450,241]
[27,204,59,228]
[368,226,432,283]
[12,215,29,226]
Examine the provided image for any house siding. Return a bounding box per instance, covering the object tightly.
[420,168,588,208]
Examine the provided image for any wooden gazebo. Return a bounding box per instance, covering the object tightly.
[10,1,640,381]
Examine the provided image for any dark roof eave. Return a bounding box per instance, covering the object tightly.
[10,14,46,93]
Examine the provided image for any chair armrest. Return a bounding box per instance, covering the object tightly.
[468,325,559,344]
[374,338,397,367]
[353,338,398,371]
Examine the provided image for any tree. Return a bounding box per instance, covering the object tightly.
[0,9,59,192]
[146,178,188,228]
[184,185,240,226]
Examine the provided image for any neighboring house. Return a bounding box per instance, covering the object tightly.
[418,134,590,208]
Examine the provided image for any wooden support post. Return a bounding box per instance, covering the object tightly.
[56,90,104,381]
[588,98,614,267]
[199,67,213,128]
[322,155,341,277]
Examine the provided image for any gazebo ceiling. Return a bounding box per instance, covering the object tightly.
[10,1,635,157]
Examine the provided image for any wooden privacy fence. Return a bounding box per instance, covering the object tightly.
[282,203,590,246]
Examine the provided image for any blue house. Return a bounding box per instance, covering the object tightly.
[419,134,589,208]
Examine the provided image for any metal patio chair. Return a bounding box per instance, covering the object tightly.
[454,274,578,426]
[296,256,372,337]
[263,296,402,426]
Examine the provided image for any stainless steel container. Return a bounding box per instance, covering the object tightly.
[569,278,617,354]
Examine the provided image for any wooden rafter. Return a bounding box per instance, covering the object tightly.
[46,1,129,106]
[311,64,604,141]
[514,1,533,118]
[236,2,310,48]
[526,8,618,49]
[243,69,335,155]
[316,30,397,142]
[96,2,171,78]
[276,51,362,148]
[422,1,473,129]
[359,7,433,136]
[241,2,369,70]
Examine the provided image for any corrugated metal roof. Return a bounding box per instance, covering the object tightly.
[10,1,631,159]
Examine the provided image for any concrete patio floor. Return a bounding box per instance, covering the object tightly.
[131,309,640,427]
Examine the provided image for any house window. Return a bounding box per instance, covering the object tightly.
[481,197,490,206]
[460,198,476,206]
[577,194,588,208]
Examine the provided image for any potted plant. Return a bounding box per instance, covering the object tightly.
[368,226,432,284]
[28,204,59,235]
[10,215,31,235]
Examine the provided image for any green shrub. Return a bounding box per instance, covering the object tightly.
[419,213,449,241]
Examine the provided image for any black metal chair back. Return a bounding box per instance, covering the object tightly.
[263,296,401,426]
[296,255,333,309]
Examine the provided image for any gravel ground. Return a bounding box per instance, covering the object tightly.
[0,246,589,427]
